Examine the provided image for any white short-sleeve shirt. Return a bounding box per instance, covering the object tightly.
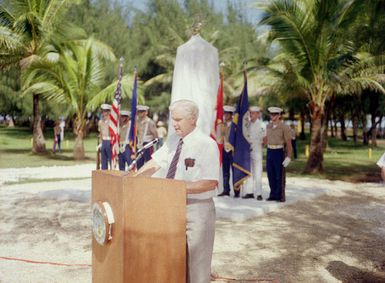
[377,153,385,168]
[152,127,220,199]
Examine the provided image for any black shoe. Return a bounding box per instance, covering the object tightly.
[256,195,263,201]
[266,197,276,201]
[234,192,240,198]
[217,191,230,197]
[279,198,286,202]
[242,193,254,199]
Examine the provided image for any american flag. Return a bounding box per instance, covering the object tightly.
[109,58,124,169]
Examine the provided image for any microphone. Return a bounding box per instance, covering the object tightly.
[137,138,160,153]
[124,138,160,174]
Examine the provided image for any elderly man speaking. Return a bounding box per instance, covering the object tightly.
[136,99,220,283]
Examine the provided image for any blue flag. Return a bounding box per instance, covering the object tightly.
[229,76,251,188]
[128,69,138,155]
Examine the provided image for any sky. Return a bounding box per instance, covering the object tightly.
[130,0,265,25]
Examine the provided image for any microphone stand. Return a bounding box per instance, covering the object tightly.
[125,150,145,174]
[125,138,159,175]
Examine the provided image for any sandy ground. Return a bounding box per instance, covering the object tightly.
[0,165,385,283]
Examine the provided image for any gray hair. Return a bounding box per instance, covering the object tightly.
[169,99,199,120]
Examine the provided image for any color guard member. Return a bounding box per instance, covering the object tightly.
[136,105,158,169]
[243,106,266,200]
[264,107,292,202]
[118,110,131,171]
[218,105,236,197]
[98,104,112,170]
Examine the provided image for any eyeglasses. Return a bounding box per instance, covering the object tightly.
[270,113,279,116]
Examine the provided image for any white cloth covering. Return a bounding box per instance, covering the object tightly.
[169,35,219,136]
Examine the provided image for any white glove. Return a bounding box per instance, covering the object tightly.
[96,144,102,151]
[282,157,291,167]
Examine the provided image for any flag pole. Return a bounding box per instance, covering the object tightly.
[110,57,124,169]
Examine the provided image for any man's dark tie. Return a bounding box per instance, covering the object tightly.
[166,138,183,179]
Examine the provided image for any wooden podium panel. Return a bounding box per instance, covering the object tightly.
[92,170,186,283]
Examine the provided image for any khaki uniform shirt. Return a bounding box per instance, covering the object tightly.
[266,121,291,146]
[119,121,131,145]
[137,117,158,147]
[98,119,110,140]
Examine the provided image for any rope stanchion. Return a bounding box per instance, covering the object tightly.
[0,256,91,267]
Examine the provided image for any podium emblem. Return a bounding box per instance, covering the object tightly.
[92,201,115,246]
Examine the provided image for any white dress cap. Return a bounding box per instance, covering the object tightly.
[223,105,235,113]
[268,107,283,114]
[120,110,130,116]
[101,104,111,111]
[137,105,149,111]
[249,106,261,112]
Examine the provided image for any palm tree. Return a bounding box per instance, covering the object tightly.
[259,0,385,172]
[0,0,84,153]
[23,38,117,159]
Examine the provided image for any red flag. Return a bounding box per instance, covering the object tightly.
[212,68,224,164]
[109,59,124,169]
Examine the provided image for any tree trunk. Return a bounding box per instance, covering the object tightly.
[299,111,306,140]
[322,100,331,151]
[7,117,15,128]
[304,102,324,173]
[371,127,378,147]
[74,132,85,160]
[73,118,86,160]
[340,114,347,141]
[321,112,329,152]
[32,94,46,153]
[333,118,338,138]
[370,115,381,147]
[352,110,358,144]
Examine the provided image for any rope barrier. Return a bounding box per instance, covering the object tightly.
[0,256,91,267]
[0,256,279,282]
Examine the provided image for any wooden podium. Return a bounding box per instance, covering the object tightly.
[92,170,186,283]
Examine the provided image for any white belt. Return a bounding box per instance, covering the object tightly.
[102,136,111,140]
[268,144,284,149]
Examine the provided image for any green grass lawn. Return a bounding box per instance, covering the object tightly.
[0,125,384,182]
[0,125,98,168]
[286,138,385,182]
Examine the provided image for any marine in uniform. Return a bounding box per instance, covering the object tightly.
[118,110,131,171]
[136,105,158,169]
[243,106,266,200]
[264,107,292,202]
[98,104,112,170]
[136,100,219,283]
[218,105,236,197]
